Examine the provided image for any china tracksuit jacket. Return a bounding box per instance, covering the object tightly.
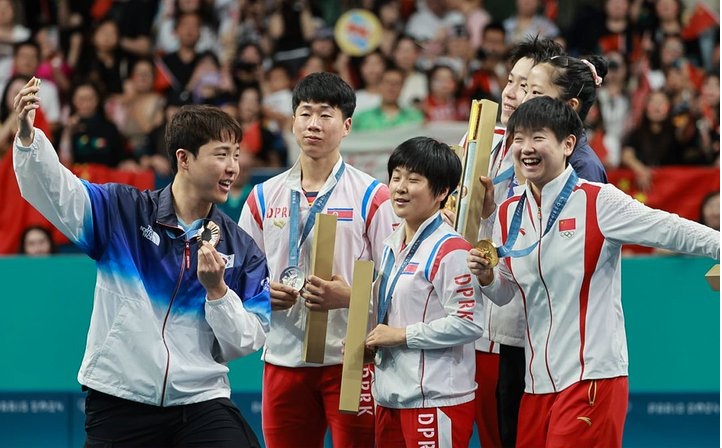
[481,166,719,394]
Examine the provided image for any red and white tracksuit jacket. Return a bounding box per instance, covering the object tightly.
[372,212,484,408]
[239,157,397,367]
[481,166,720,394]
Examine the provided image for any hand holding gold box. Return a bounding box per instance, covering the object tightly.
[303,213,337,363]
[339,259,375,414]
[451,99,499,243]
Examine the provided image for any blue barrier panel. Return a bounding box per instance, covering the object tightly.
[0,255,718,446]
[0,392,72,448]
[623,392,720,447]
[1,391,718,447]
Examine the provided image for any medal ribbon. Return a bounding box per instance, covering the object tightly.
[496,170,578,259]
[377,215,443,324]
[288,162,346,267]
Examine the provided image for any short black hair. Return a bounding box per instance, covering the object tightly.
[19,225,55,254]
[507,96,583,144]
[165,105,243,174]
[482,21,506,37]
[13,40,40,58]
[292,72,356,119]
[508,35,565,67]
[387,137,462,209]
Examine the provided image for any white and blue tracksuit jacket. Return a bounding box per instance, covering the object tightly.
[14,129,271,406]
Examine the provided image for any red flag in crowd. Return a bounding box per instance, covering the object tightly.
[681,2,720,40]
[608,166,720,254]
[0,152,155,255]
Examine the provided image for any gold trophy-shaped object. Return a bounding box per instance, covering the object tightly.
[449,99,499,244]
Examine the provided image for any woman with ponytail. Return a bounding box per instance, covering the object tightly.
[521,54,610,183]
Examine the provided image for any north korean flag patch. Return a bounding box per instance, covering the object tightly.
[327,208,354,222]
[402,262,419,275]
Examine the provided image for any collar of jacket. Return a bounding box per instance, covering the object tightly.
[155,183,224,228]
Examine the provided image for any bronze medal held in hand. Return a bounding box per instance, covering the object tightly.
[280,266,306,292]
[197,221,221,247]
[475,239,499,267]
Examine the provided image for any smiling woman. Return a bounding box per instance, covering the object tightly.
[387,136,461,240]
[369,135,482,447]
[468,96,720,448]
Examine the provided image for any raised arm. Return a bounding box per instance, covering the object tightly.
[13,78,93,249]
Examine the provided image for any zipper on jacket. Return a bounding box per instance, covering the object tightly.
[536,206,557,393]
[159,238,188,406]
[184,240,190,269]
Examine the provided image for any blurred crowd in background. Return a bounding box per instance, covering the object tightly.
[0,0,719,254]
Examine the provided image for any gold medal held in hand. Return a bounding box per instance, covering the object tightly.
[475,239,499,267]
[197,221,221,247]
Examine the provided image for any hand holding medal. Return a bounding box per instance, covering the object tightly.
[196,221,227,300]
[280,266,306,292]
[197,221,221,247]
[475,239,499,267]
[467,241,497,286]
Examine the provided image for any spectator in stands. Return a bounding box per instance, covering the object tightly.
[11,40,61,134]
[262,63,293,132]
[392,34,428,108]
[405,0,464,43]
[268,0,317,77]
[308,27,338,74]
[567,0,642,61]
[187,51,234,104]
[74,18,128,95]
[33,24,73,99]
[597,0,642,58]
[597,51,630,167]
[447,0,492,51]
[690,72,720,165]
[0,0,30,87]
[155,0,220,56]
[375,0,404,57]
[422,64,468,122]
[354,64,424,131]
[699,191,720,231]
[59,81,131,169]
[621,90,685,190]
[232,42,266,93]
[297,54,325,79]
[55,0,86,70]
[353,50,386,115]
[99,0,156,58]
[436,23,474,81]
[645,0,685,48]
[232,1,270,55]
[160,11,203,102]
[465,22,508,103]
[18,225,55,255]
[107,57,169,178]
[503,0,559,45]
[237,84,287,167]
